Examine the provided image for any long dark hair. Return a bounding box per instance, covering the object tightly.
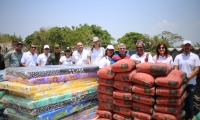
[156,43,169,60]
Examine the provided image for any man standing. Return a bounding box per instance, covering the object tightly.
[174,40,200,120]
[21,44,37,67]
[4,42,23,67]
[72,42,90,65]
[46,45,64,65]
[112,43,130,62]
[37,45,50,66]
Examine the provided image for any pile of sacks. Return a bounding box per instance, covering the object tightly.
[96,59,187,120]
[0,70,6,119]
[0,65,99,120]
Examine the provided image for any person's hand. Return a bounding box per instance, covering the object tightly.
[184,77,189,83]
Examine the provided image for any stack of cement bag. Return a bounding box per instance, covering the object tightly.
[0,65,99,120]
[0,70,6,119]
[96,59,187,120]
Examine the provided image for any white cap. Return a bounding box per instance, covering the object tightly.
[93,37,100,42]
[44,45,50,49]
[106,45,114,50]
[183,40,192,45]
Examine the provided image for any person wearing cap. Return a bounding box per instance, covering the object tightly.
[4,42,23,67]
[21,44,37,67]
[89,37,105,65]
[99,45,115,68]
[174,40,200,120]
[36,45,51,66]
[46,45,64,65]
[130,40,153,63]
[72,42,90,65]
[59,47,73,65]
[112,43,130,62]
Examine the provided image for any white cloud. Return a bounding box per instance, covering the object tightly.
[193,22,200,27]
[156,20,178,28]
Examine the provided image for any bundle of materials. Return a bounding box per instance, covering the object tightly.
[0,70,7,119]
[0,65,99,120]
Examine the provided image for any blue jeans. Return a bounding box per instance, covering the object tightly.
[184,84,196,119]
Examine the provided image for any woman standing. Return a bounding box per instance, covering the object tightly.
[99,45,115,68]
[153,43,173,65]
[59,47,73,65]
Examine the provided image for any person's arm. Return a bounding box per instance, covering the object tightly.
[59,56,63,65]
[188,66,199,80]
[87,56,91,64]
[45,55,52,65]
[20,53,26,67]
[173,56,179,70]
[3,51,11,60]
[36,55,41,66]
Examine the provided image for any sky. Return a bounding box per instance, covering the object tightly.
[0,0,200,46]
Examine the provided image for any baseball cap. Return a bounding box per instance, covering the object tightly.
[93,37,100,42]
[65,47,71,52]
[16,42,23,46]
[183,40,192,45]
[106,45,114,50]
[44,45,50,49]
[54,44,60,48]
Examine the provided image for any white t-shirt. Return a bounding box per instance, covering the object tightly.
[37,53,50,66]
[174,52,200,85]
[99,56,111,68]
[153,55,173,65]
[21,51,37,67]
[89,47,105,65]
[130,53,153,63]
[72,49,89,65]
[59,56,73,65]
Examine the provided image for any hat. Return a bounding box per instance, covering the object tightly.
[106,45,114,50]
[16,42,23,46]
[93,37,100,42]
[183,40,192,45]
[44,45,49,49]
[54,44,60,48]
[65,47,71,52]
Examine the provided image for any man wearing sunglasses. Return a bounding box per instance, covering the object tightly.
[21,44,37,67]
[37,45,50,66]
[46,45,64,65]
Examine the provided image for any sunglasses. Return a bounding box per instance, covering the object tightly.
[159,47,165,49]
[31,47,36,49]
[45,49,49,50]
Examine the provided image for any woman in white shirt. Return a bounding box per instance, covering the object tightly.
[59,47,73,65]
[89,37,105,65]
[99,45,115,68]
[153,43,173,65]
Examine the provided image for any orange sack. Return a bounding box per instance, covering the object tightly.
[114,70,135,82]
[156,91,187,105]
[98,93,113,103]
[131,73,155,87]
[132,84,155,96]
[113,105,131,116]
[113,113,132,120]
[136,62,172,75]
[132,93,155,105]
[132,102,154,114]
[155,70,187,88]
[113,81,133,92]
[152,110,185,120]
[113,90,132,100]
[131,110,152,120]
[97,77,114,87]
[97,65,115,79]
[111,59,136,72]
[96,117,111,120]
[96,109,113,119]
[113,98,132,107]
[98,101,113,110]
[97,85,114,95]
[156,84,186,97]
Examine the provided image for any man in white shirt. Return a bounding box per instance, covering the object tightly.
[72,42,90,65]
[21,44,38,67]
[37,45,50,66]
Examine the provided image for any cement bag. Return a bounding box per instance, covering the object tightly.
[132,84,155,96]
[96,109,113,119]
[97,65,115,79]
[154,102,184,115]
[113,98,132,107]
[98,101,113,110]
[113,90,132,100]
[97,77,114,87]
[111,59,136,72]
[132,102,154,114]
[97,85,114,95]
[113,105,131,116]
[113,81,133,92]
[114,71,134,82]
[131,111,152,120]
[96,117,110,120]
[155,70,187,88]
[113,113,131,120]
[98,93,113,103]
[152,110,185,120]
[131,73,155,87]
[132,93,155,105]
[156,91,187,105]
[136,62,172,75]
[156,84,186,97]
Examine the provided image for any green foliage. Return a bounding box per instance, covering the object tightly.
[0,33,22,43]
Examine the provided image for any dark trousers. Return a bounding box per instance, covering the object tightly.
[184,84,196,119]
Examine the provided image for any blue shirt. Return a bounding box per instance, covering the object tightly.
[4,50,23,67]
